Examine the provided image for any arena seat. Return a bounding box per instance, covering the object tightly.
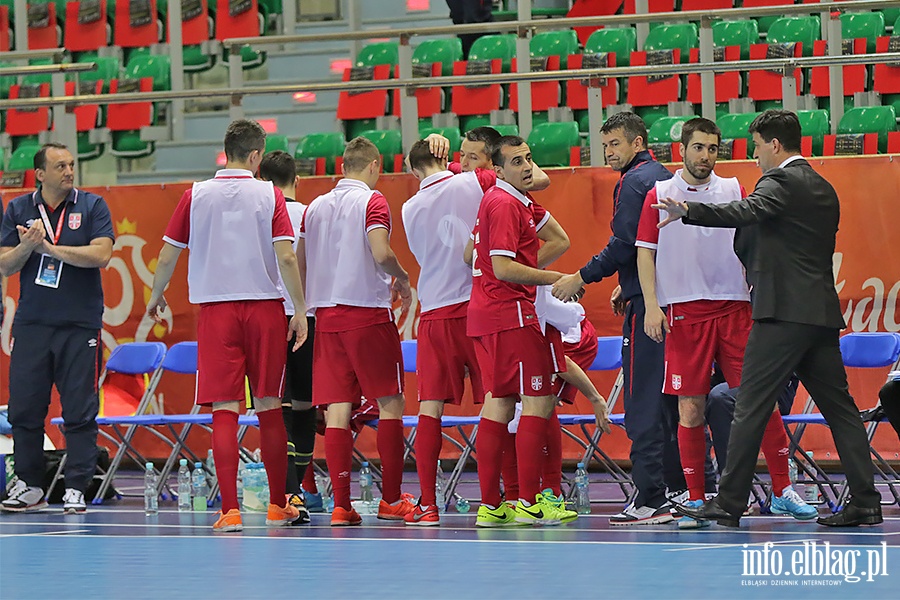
[584,27,636,68]
[767,15,820,57]
[419,126,462,156]
[687,45,743,106]
[508,54,562,115]
[626,48,683,127]
[413,37,462,77]
[527,121,579,167]
[337,64,392,139]
[468,34,516,73]
[391,38,463,118]
[75,54,122,92]
[742,0,795,35]
[531,29,579,69]
[872,34,900,117]
[0,5,10,52]
[0,61,14,98]
[717,111,760,160]
[113,0,161,48]
[264,134,289,153]
[823,105,897,155]
[294,131,345,176]
[623,0,674,12]
[796,108,829,157]
[22,58,54,86]
[107,54,171,159]
[216,0,265,69]
[356,41,399,67]
[64,0,110,53]
[681,0,732,10]
[359,129,403,173]
[643,22,698,64]
[747,17,810,104]
[5,83,51,138]
[714,19,760,61]
[566,51,619,130]
[163,0,216,73]
[63,80,105,160]
[3,142,41,187]
[450,53,503,128]
[647,115,693,163]
[27,1,62,49]
[841,10,885,54]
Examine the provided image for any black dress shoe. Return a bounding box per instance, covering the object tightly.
[674,497,741,528]
[817,500,883,527]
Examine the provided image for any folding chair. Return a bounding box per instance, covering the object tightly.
[152,342,200,497]
[50,342,167,504]
[782,332,900,511]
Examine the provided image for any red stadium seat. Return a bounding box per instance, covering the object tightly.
[450,58,503,117]
[809,39,868,101]
[626,48,682,107]
[681,0,733,10]
[63,81,103,131]
[107,77,154,131]
[742,0,794,6]
[686,46,743,104]
[748,42,803,102]
[65,1,109,53]
[888,131,900,154]
[623,0,675,12]
[873,36,900,96]
[822,133,878,156]
[391,63,443,120]
[508,55,561,113]
[0,6,10,52]
[5,84,51,136]
[27,2,60,50]
[174,0,211,45]
[336,64,392,121]
[565,52,619,110]
[215,0,261,41]
[113,0,160,48]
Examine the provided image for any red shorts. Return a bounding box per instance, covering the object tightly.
[663,301,752,396]
[472,324,556,398]
[196,299,288,405]
[312,321,404,406]
[553,319,598,404]
[417,316,485,405]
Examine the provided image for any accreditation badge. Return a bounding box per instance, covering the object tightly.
[35,254,64,288]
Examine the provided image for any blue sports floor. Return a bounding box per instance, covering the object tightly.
[2,476,898,600]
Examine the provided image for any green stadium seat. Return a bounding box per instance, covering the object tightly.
[23,59,55,86]
[530,29,580,69]
[841,11,885,54]
[643,23,699,64]
[7,143,42,171]
[494,124,520,137]
[265,134,290,153]
[76,55,122,92]
[413,38,463,77]
[527,121,579,167]
[837,106,896,153]
[125,54,171,91]
[718,111,760,157]
[767,16,820,57]
[797,109,830,156]
[356,42,400,68]
[0,146,5,171]
[0,62,16,99]
[359,129,403,172]
[294,132,345,175]
[419,126,463,155]
[468,34,517,73]
[585,27,636,67]
[459,115,492,132]
[714,20,760,61]
[647,116,694,144]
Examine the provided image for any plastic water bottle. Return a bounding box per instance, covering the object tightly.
[574,462,591,515]
[206,449,217,487]
[455,497,470,513]
[144,462,158,516]
[177,459,192,512]
[236,461,245,501]
[359,462,374,513]
[192,462,209,511]
[803,451,821,502]
[435,461,447,512]
[788,458,798,486]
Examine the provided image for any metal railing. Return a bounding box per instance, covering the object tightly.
[0,63,97,77]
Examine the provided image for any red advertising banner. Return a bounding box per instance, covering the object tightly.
[1,155,898,464]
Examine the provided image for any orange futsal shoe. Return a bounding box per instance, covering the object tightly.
[266,503,301,526]
[331,506,363,527]
[377,496,417,520]
[404,502,440,526]
[213,509,243,533]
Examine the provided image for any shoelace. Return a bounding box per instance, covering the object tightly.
[781,488,806,505]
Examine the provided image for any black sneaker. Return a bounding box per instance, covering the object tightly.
[287,493,310,524]
[609,502,675,526]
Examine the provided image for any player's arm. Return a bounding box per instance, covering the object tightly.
[368,228,412,311]
[536,214,569,268]
[296,238,307,294]
[660,174,788,229]
[147,242,183,323]
[636,247,668,343]
[491,255,562,286]
[557,356,610,433]
[531,163,551,191]
[463,236,474,266]
[275,239,308,349]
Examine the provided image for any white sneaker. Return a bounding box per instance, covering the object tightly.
[62,488,87,514]
[609,502,675,526]
[1,479,48,512]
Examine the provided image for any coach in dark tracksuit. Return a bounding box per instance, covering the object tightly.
[0,143,114,513]
[659,111,881,528]
[553,112,683,524]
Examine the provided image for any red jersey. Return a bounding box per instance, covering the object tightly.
[467,179,543,337]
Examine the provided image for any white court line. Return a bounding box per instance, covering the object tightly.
[0,529,91,538]
[665,538,821,552]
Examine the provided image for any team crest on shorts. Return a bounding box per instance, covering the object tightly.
[68,213,82,230]
[531,376,543,391]
[671,375,682,391]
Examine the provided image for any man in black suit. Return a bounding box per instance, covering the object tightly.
[652,110,882,528]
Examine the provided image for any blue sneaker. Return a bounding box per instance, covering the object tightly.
[304,491,324,513]
[677,499,711,530]
[770,486,818,520]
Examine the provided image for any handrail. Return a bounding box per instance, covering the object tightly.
[0,63,97,77]
[221,0,900,50]
[0,48,68,62]
[1,52,897,110]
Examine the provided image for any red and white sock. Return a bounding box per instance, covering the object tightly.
[678,423,706,501]
[257,408,288,506]
[212,410,239,513]
[414,415,442,507]
[542,410,562,496]
[475,418,507,508]
[377,418,405,504]
[325,427,353,510]
[501,430,519,501]
[516,415,549,502]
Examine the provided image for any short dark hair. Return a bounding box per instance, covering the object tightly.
[407,139,442,172]
[34,142,69,170]
[259,150,297,189]
[680,117,721,146]
[748,110,802,152]
[600,111,648,149]
[464,126,502,153]
[491,135,527,167]
[224,119,266,162]
[343,136,381,173]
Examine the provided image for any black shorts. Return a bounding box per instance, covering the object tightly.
[284,316,315,404]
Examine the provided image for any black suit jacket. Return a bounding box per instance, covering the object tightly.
[683,157,845,329]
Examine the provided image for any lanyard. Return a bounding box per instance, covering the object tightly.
[37,202,67,245]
